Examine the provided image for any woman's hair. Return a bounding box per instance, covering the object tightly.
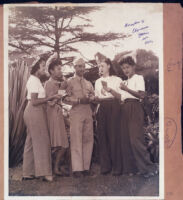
[119,56,136,66]
[102,58,116,76]
[30,57,46,75]
[48,59,62,74]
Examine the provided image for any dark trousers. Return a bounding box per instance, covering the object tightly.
[122,99,156,174]
[97,99,122,174]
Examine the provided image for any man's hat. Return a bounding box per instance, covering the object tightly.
[74,58,85,66]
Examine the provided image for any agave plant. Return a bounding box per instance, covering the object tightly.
[9,60,30,167]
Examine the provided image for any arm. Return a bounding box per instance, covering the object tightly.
[63,80,79,106]
[120,76,146,99]
[107,88,121,100]
[125,88,145,99]
[30,93,60,106]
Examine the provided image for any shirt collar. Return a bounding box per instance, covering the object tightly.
[30,74,40,82]
[49,76,61,84]
[75,74,84,81]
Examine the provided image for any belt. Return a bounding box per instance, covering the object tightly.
[99,97,115,102]
[124,98,140,103]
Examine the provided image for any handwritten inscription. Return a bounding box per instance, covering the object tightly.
[167,60,182,72]
[124,20,153,45]
[165,117,177,149]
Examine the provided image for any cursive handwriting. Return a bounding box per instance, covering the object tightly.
[124,20,153,45]
[132,26,149,33]
[124,20,142,27]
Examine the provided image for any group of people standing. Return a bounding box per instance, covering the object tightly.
[22,53,158,182]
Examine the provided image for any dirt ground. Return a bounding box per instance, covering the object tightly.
[9,163,159,197]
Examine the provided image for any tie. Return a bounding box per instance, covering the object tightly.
[79,77,85,97]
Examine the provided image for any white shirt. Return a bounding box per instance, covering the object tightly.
[26,75,46,100]
[120,74,145,101]
[95,75,122,98]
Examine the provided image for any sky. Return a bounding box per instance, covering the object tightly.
[8,3,163,65]
[69,3,163,60]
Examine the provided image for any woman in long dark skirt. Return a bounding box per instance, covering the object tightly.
[103,56,158,178]
[95,58,123,176]
[118,56,158,177]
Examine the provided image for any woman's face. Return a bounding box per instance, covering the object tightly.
[51,65,63,79]
[38,60,46,77]
[99,62,110,76]
[121,63,135,78]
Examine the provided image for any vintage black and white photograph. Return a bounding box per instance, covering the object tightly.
[4,3,164,199]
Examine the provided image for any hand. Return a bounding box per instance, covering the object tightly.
[48,99,57,106]
[101,81,107,87]
[120,82,128,91]
[91,96,101,103]
[101,88,106,96]
[52,94,62,100]
[88,95,97,103]
[103,85,111,93]
[79,97,90,104]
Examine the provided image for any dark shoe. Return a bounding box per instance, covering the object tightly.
[73,171,83,178]
[82,170,94,177]
[112,172,122,176]
[101,170,111,175]
[60,167,70,177]
[22,176,35,181]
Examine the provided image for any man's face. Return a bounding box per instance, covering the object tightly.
[74,64,85,77]
[51,65,63,80]
[121,63,135,77]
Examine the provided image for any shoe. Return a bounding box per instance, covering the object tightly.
[60,167,70,177]
[73,171,83,178]
[82,170,94,177]
[112,172,122,176]
[22,176,35,181]
[101,170,111,175]
[42,175,53,182]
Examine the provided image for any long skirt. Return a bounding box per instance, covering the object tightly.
[121,99,156,174]
[46,104,69,149]
[23,102,52,177]
[97,99,122,174]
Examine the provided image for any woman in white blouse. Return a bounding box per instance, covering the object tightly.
[118,56,158,178]
[23,57,61,182]
[95,58,123,176]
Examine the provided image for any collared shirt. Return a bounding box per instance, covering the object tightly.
[95,75,122,98]
[44,77,67,97]
[120,74,145,101]
[26,75,45,100]
[66,75,94,100]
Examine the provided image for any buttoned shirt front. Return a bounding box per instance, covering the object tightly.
[66,75,94,100]
[26,75,46,100]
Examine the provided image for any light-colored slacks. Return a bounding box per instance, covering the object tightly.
[69,104,94,172]
[23,102,52,177]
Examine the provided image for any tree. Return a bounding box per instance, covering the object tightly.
[9,6,130,65]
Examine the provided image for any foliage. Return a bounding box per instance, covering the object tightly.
[9,61,30,167]
[9,48,159,167]
[9,6,129,64]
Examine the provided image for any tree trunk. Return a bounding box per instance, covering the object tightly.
[54,7,60,60]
